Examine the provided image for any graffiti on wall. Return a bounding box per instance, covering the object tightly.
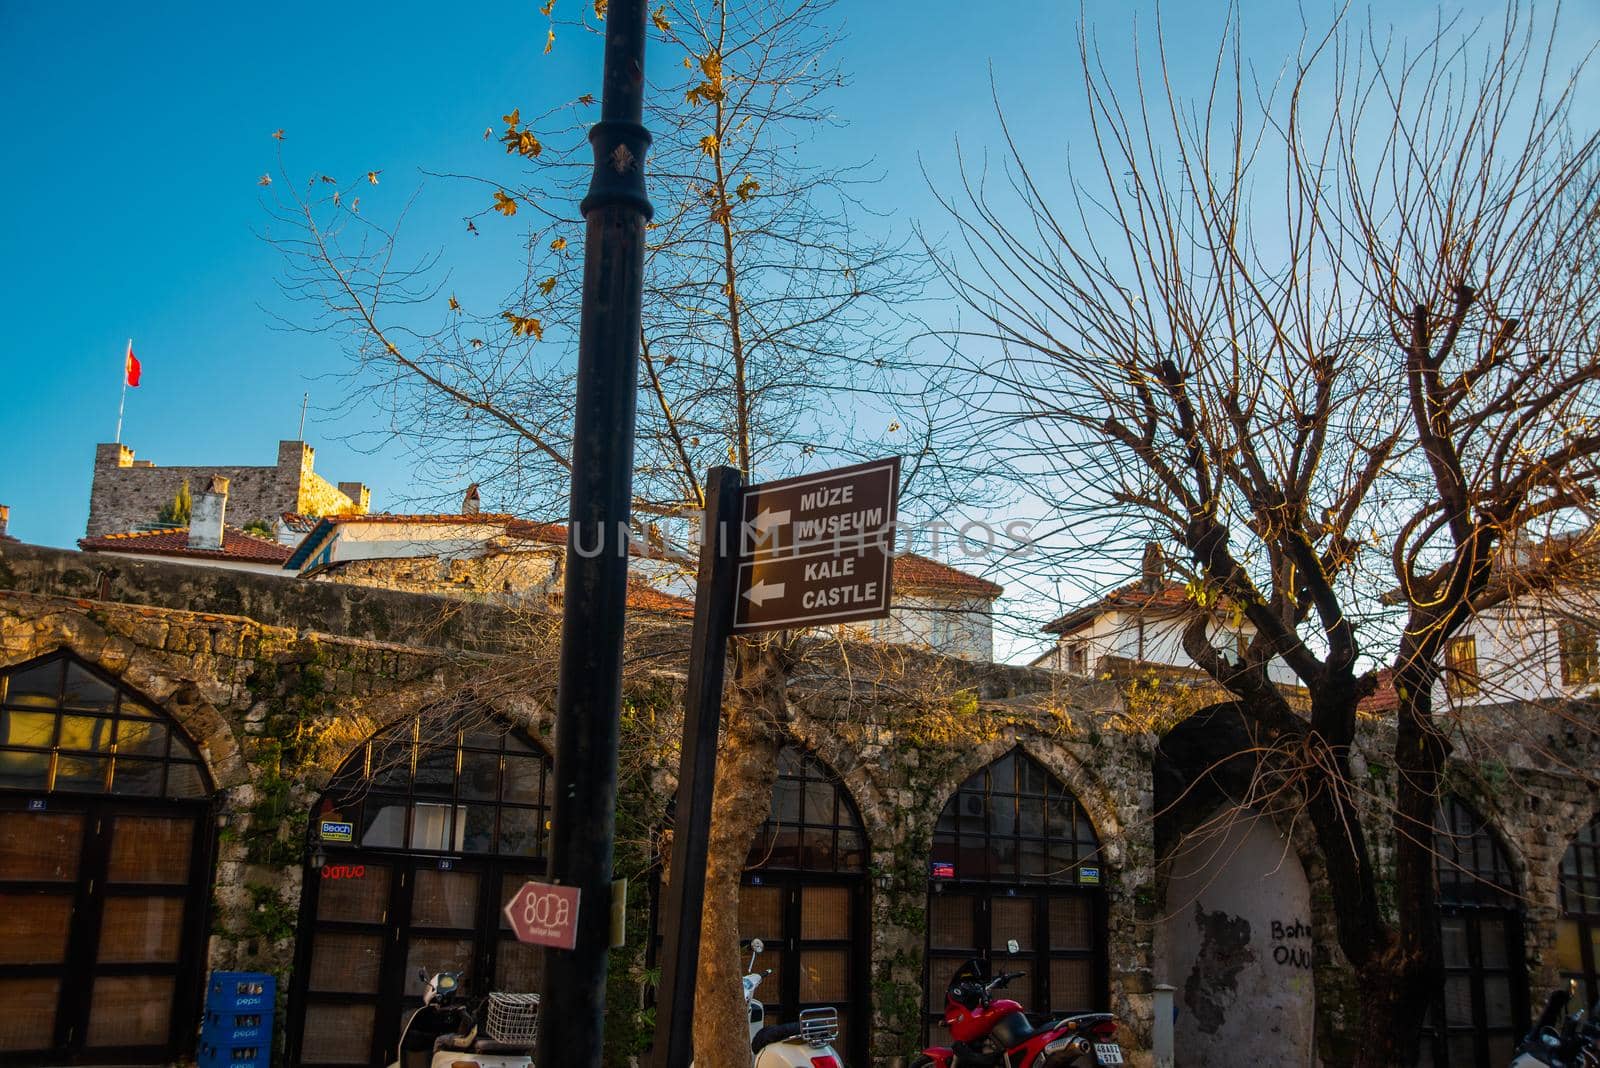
[1271,918,1312,970]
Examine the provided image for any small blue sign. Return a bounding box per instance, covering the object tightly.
[27,798,46,811]
[319,820,353,843]
[437,858,454,871]
[1078,865,1101,886]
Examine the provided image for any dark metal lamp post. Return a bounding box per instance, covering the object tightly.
[535,4,653,1068]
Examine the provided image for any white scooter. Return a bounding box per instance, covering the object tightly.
[739,938,846,1068]
[387,970,539,1068]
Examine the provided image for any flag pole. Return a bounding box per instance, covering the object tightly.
[115,338,130,444]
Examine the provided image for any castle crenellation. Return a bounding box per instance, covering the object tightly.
[86,439,369,537]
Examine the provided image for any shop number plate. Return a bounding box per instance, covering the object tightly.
[1095,1044,1124,1065]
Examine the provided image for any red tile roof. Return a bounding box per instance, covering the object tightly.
[894,553,1004,598]
[1358,667,1399,714]
[79,526,293,564]
[1044,580,1195,634]
[549,580,695,620]
[279,512,323,533]
[504,519,569,545]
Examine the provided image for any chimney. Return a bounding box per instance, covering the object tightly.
[1141,541,1165,593]
[461,483,481,516]
[189,476,229,551]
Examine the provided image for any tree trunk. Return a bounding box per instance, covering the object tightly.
[1384,663,1452,1065]
[1352,953,1435,1068]
[691,645,786,1068]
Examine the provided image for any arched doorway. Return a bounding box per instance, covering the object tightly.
[1155,809,1315,1065]
[0,650,216,1065]
[738,746,871,1067]
[924,747,1107,1046]
[1421,795,1529,1067]
[287,711,553,1067]
[1557,812,1600,1005]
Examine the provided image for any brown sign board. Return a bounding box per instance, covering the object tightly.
[733,457,900,633]
[504,880,581,949]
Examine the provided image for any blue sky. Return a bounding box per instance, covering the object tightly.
[2,1,1592,659]
[0,0,1297,548]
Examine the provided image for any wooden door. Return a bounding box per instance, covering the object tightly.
[0,799,211,1065]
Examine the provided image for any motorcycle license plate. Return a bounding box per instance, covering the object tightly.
[1094,1043,1124,1065]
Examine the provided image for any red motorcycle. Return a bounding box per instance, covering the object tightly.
[912,956,1122,1068]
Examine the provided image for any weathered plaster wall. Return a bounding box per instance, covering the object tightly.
[1154,812,1316,1067]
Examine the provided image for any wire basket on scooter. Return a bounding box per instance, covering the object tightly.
[486,992,540,1044]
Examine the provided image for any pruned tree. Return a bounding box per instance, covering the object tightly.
[928,6,1600,1063]
[265,1,985,1064]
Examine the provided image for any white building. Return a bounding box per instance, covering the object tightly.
[1434,537,1600,705]
[1033,554,1297,686]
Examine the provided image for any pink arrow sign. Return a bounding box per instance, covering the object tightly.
[503,880,581,950]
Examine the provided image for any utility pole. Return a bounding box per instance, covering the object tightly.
[535,3,653,1067]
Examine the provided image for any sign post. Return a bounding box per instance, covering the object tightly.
[734,457,900,634]
[651,466,743,1068]
[652,458,899,1068]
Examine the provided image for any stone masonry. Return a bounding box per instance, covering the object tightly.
[86,439,370,537]
[3,539,1600,1066]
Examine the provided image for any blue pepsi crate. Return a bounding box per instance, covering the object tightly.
[201,1009,268,1044]
[204,971,275,1014]
[197,1038,268,1068]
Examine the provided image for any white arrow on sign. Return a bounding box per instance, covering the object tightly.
[751,507,790,533]
[742,579,786,606]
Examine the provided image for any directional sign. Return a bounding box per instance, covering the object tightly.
[733,457,900,633]
[504,880,582,949]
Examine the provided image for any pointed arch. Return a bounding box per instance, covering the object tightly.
[924,747,1108,1046]
[1558,811,1600,1005]
[746,744,868,874]
[289,708,555,1068]
[0,649,213,798]
[314,709,554,857]
[0,650,218,1062]
[1425,794,1529,1067]
[931,746,1101,886]
[731,743,872,1067]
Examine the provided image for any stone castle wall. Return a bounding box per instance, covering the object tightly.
[85,440,368,537]
[4,539,1600,1066]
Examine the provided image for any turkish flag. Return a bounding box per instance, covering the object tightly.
[125,341,141,388]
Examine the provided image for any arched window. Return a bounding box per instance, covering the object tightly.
[1558,813,1600,1006]
[0,650,210,798]
[0,652,216,1063]
[746,744,867,873]
[291,712,554,1068]
[925,749,1107,1046]
[930,747,1100,884]
[737,747,870,1067]
[1423,795,1528,1068]
[320,712,553,857]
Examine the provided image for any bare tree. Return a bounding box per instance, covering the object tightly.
[264,2,994,1063]
[929,6,1600,1063]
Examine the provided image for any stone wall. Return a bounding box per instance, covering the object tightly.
[306,548,562,601]
[5,539,1600,1067]
[86,440,368,537]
